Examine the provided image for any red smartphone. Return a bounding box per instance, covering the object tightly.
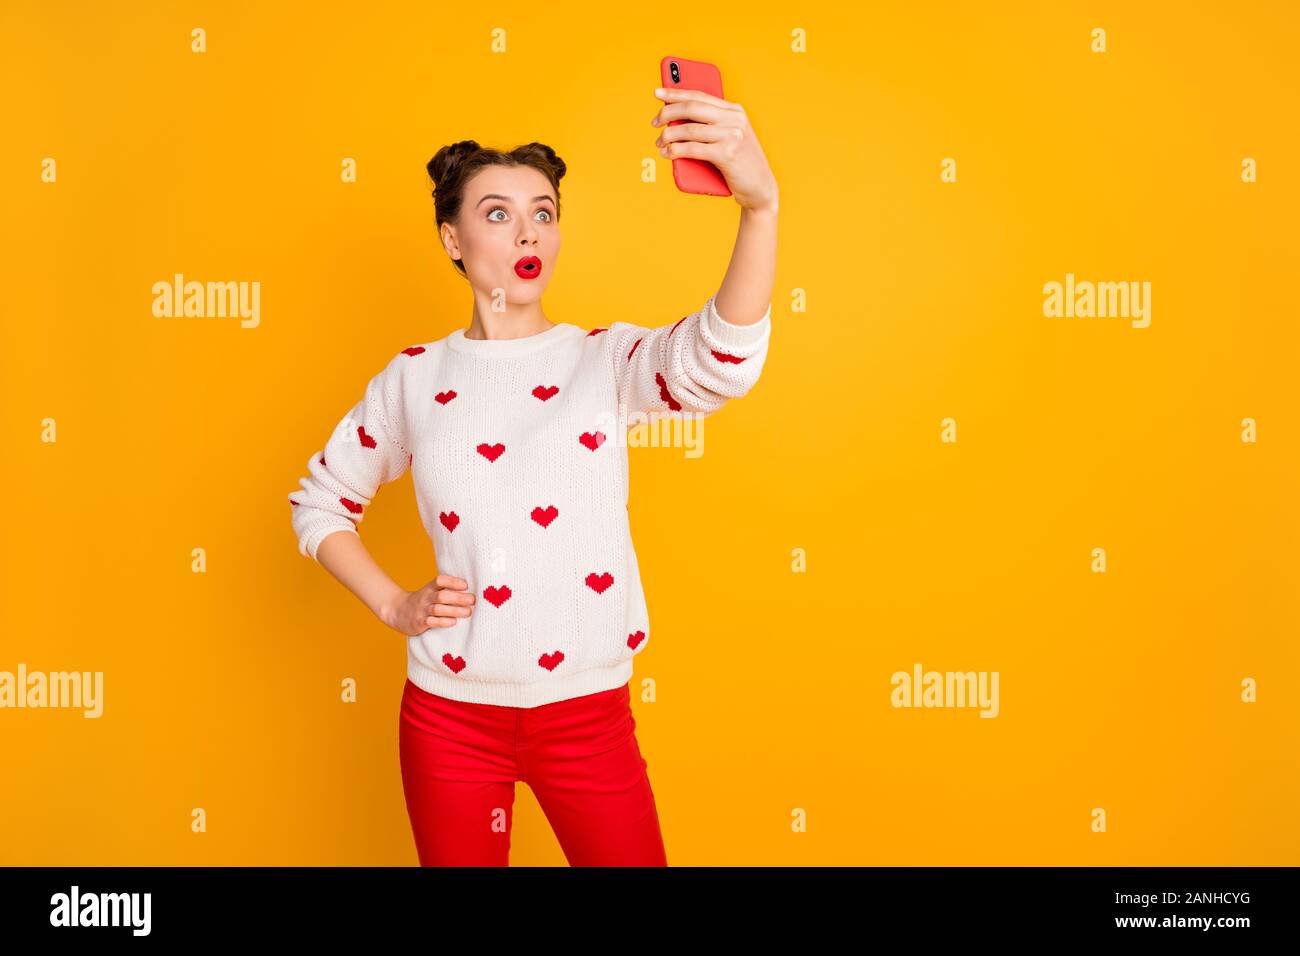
[659,56,731,197]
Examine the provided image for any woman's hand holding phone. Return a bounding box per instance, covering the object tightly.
[651,86,778,214]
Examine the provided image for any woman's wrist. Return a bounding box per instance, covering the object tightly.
[741,198,779,218]
[374,585,407,628]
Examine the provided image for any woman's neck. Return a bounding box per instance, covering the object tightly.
[464,292,554,341]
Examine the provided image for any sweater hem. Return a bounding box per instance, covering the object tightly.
[406,657,635,708]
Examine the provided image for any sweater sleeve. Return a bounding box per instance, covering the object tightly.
[287,354,412,561]
[604,292,772,418]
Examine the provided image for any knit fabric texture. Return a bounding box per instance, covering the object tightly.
[289,292,772,706]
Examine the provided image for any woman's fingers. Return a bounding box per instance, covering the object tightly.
[654,86,744,113]
[419,575,476,626]
[661,140,723,160]
[657,122,739,147]
[428,606,471,621]
[660,125,748,162]
[424,606,470,626]
[436,589,475,605]
[424,592,474,627]
[651,86,775,210]
[653,97,742,131]
[651,89,749,164]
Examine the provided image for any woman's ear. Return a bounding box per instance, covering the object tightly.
[440,223,460,261]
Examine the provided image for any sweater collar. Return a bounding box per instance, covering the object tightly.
[446,321,580,358]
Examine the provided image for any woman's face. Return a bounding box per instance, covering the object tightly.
[442,165,561,305]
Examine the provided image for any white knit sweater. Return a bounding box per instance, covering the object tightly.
[289,292,772,707]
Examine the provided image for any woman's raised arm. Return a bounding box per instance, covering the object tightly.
[651,84,779,326]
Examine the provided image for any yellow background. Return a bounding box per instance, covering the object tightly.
[3,1,1297,865]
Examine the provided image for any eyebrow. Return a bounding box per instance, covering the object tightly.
[475,193,556,208]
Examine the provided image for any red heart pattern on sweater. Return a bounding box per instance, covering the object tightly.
[358,425,377,449]
[483,585,512,607]
[654,372,682,411]
[402,346,426,356]
[340,497,363,515]
[531,505,558,528]
[711,349,745,364]
[532,385,559,401]
[477,442,505,462]
[627,630,646,650]
[439,511,459,532]
[578,431,606,451]
[585,572,614,594]
[435,390,457,405]
[442,653,466,674]
[538,651,565,671]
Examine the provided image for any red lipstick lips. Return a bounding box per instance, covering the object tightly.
[514,256,542,279]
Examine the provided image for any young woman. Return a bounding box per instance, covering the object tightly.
[288,86,778,866]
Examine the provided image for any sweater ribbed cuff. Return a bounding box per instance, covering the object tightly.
[704,296,772,351]
[302,524,358,561]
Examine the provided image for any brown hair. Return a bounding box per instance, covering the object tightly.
[426,140,567,278]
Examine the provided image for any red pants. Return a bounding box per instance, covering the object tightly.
[398,678,668,866]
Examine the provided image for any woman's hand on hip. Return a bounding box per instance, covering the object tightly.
[651,86,778,214]
[379,574,475,636]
